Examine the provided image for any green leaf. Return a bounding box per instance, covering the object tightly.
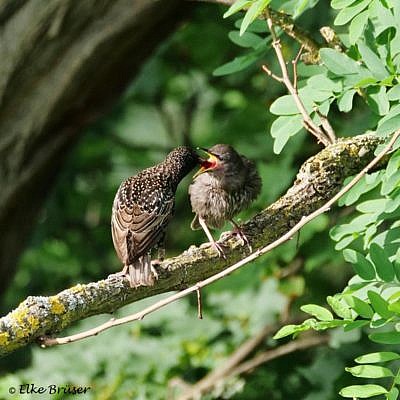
[387,85,400,101]
[355,351,400,363]
[366,86,389,116]
[313,319,348,330]
[346,296,374,318]
[384,196,400,213]
[335,235,357,250]
[308,74,342,92]
[223,0,252,18]
[386,150,400,177]
[356,199,388,213]
[339,384,387,398]
[369,243,395,282]
[343,249,376,280]
[368,290,394,319]
[301,304,334,321]
[270,115,303,154]
[327,295,354,319]
[338,89,356,112]
[376,113,400,137]
[344,320,369,331]
[234,17,268,32]
[349,10,369,44]
[388,301,400,314]
[240,0,271,36]
[331,0,357,8]
[387,387,399,400]
[381,169,400,195]
[334,0,372,26]
[213,51,261,76]
[358,42,388,80]
[270,94,312,115]
[345,365,393,378]
[369,331,400,344]
[320,48,360,75]
[394,261,400,281]
[228,30,265,49]
[338,172,383,206]
[273,324,306,339]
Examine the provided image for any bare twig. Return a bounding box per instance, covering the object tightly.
[263,8,335,147]
[313,106,336,144]
[196,289,203,319]
[230,334,329,376]
[39,130,400,347]
[179,331,327,399]
[292,45,304,91]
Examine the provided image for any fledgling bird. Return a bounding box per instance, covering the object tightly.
[189,144,261,257]
[111,146,200,288]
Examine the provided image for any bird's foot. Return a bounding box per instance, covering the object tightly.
[232,227,253,253]
[150,261,160,281]
[211,241,228,259]
[114,265,129,278]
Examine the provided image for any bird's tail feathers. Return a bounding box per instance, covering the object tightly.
[127,255,155,287]
[190,215,201,230]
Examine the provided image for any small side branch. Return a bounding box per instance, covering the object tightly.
[263,8,336,147]
[178,332,328,399]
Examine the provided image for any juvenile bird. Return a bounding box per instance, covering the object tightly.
[112,146,200,287]
[189,144,261,257]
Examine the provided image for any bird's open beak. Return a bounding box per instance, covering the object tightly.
[193,147,219,179]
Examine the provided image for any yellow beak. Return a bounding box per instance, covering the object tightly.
[193,149,219,179]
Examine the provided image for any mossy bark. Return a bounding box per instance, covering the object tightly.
[0,133,384,357]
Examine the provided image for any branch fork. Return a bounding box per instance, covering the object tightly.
[263,8,336,147]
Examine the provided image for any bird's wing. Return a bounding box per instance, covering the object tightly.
[111,193,174,264]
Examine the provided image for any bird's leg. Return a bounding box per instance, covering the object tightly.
[199,216,227,259]
[151,235,165,268]
[230,219,252,253]
[148,253,159,282]
[115,264,129,278]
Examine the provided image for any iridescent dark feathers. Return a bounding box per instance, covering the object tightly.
[112,146,199,287]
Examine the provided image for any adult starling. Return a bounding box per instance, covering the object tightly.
[111,146,200,287]
[189,144,261,256]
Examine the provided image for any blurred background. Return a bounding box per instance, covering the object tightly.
[0,1,375,399]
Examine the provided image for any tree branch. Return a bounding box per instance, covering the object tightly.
[0,133,391,357]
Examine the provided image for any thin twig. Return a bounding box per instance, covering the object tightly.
[292,45,304,91]
[261,65,284,83]
[39,130,400,347]
[196,289,203,319]
[313,106,336,144]
[230,334,329,376]
[263,8,335,146]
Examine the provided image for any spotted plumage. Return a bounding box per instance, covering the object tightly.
[112,146,199,287]
[189,144,261,256]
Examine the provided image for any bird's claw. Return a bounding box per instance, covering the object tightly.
[150,262,159,281]
[211,241,227,259]
[235,230,252,253]
[228,227,252,253]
